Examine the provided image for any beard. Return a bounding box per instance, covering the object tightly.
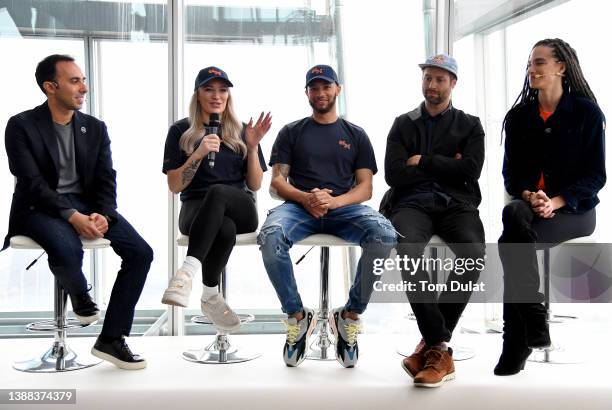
[309,94,337,114]
[424,90,445,105]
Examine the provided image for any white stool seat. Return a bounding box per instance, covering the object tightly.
[561,236,594,244]
[177,232,257,247]
[177,232,356,247]
[429,234,444,245]
[10,235,111,250]
[297,234,356,247]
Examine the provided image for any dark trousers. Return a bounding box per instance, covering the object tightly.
[179,184,257,287]
[498,200,596,342]
[498,199,596,303]
[390,199,485,346]
[15,194,153,339]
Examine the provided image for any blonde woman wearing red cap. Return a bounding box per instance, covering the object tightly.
[161,66,271,332]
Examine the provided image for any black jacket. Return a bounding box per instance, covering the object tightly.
[502,92,606,214]
[3,102,118,249]
[380,103,485,216]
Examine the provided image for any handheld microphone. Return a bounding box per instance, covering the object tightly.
[207,113,221,168]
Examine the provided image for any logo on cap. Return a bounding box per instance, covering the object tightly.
[208,68,223,76]
[311,67,324,74]
[432,55,446,64]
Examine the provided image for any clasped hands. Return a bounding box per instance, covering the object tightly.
[523,190,556,219]
[301,188,338,219]
[68,212,109,239]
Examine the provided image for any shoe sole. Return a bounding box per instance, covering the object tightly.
[400,360,417,379]
[74,312,100,325]
[414,372,455,388]
[91,347,147,370]
[161,291,188,307]
[285,311,318,367]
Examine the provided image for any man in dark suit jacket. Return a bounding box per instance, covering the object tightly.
[382,54,486,388]
[3,54,153,370]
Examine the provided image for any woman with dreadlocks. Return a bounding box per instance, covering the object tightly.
[495,38,606,376]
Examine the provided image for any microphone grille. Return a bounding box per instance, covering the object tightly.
[209,113,220,125]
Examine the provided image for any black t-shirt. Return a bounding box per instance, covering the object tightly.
[162,118,267,201]
[269,117,377,196]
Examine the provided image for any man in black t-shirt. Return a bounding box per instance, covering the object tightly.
[257,65,396,368]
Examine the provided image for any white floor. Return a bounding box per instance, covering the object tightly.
[1,323,611,410]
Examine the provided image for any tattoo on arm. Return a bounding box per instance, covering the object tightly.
[270,163,290,198]
[181,159,201,186]
[272,163,290,180]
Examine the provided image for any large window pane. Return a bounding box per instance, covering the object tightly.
[96,39,168,310]
[454,0,612,325]
[0,33,85,312]
[180,1,337,318]
[177,0,426,331]
[0,1,167,331]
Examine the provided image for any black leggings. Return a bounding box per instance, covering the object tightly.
[179,184,258,287]
[498,199,596,303]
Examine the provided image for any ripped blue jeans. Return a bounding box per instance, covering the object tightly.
[257,201,397,315]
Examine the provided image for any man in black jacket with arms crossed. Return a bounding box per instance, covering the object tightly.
[382,54,485,388]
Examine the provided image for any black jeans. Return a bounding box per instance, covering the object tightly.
[390,199,485,346]
[179,184,257,287]
[498,199,596,303]
[16,194,153,339]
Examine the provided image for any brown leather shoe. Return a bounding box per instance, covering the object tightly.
[401,339,427,379]
[413,347,455,388]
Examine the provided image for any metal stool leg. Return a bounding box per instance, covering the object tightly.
[13,279,101,373]
[182,268,261,364]
[529,248,582,364]
[307,246,335,361]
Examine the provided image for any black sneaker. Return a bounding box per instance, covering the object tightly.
[69,290,100,325]
[91,337,147,370]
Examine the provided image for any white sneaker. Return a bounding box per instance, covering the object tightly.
[201,294,241,332]
[161,271,192,307]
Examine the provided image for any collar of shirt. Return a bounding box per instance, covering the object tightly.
[420,100,453,121]
[529,90,574,118]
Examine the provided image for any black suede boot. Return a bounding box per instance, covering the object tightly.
[518,302,551,348]
[494,303,533,376]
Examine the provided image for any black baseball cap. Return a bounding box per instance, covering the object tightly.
[194,66,233,91]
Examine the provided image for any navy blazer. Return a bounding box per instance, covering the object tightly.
[3,102,118,249]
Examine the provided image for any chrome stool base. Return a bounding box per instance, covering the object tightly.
[183,313,260,364]
[528,344,583,364]
[14,340,101,373]
[307,318,335,361]
[449,346,475,361]
[182,338,261,364]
